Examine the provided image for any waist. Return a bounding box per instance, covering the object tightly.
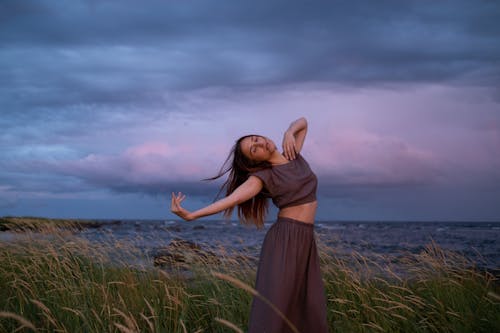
[278,201,317,224]
[276,216,315,228]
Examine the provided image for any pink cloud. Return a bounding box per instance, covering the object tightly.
[49,141,227,193]
[124,142,176,158]
[307,128,441,186]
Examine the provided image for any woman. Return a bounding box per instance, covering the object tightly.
[171,117,329,333]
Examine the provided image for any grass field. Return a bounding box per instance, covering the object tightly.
[0,218,499,332]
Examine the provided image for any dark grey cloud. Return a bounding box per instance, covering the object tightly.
[0,154,220,199]
[1,0,499,116]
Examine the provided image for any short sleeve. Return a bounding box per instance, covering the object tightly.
[250,168,272,187]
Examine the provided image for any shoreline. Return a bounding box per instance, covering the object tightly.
[0,216,106,232]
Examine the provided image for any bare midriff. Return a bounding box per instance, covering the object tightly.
[278,201,317,224]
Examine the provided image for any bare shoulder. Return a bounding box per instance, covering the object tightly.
[247,174,264,184]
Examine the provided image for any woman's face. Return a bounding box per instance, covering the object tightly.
[240,135,276,162]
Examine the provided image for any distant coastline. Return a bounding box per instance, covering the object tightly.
[0,216,103,232]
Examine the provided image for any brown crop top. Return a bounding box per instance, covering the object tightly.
[250,154,318,209]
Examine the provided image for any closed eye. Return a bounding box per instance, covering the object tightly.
[250,136,258,154]
[248,136,256,156]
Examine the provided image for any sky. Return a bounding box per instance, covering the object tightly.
[1,0,499,222]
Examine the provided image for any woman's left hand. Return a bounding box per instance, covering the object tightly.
[282,131,297,160]
[171,192,194,221]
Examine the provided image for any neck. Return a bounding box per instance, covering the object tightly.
[268,151,290,165]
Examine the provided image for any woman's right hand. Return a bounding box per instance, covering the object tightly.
[282,130,297,160]
[171,192,194,221]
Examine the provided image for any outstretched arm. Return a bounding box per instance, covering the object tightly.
[171,176,264,221]
[282,117,308,160]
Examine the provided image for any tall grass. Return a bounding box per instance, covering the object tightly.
[0,216,97,232]
[320,241,499,332]
[0,227,498,332]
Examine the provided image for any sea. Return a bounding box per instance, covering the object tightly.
[2,219,499,275]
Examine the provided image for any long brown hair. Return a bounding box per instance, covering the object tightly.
[206,135,271,228]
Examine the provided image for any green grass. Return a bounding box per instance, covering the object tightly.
[320,242,500,333]
[0,229,498,332]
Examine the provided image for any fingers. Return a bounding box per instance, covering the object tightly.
[172,192,185,201]
[170,192,193,221]
[170,192,178,212]
[282,133,297,160]
[282,142,296,160]
[170,192,186,212]
[289,144,297,160]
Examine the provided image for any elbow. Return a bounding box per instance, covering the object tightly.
[295,117,307,128]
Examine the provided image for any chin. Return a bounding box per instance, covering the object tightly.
[266,139,276,151]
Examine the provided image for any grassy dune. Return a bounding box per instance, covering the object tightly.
[0,216,100,232]
[0,224,499,332]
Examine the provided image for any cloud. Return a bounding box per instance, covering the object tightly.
[2,84,499,203]
[1,0,499,119]
[310,128,442,188]
[36,141,225,196]
[0,185,19,208]
[2,136,440,200]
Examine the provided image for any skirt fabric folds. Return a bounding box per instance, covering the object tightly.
[248,217,329,333]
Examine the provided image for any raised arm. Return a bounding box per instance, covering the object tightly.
[282,117,308,160]
[171,175,263,221]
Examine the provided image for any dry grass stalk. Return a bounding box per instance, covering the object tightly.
[0,311,37,332]
[113,308,139,333]
[113,322,136,333]
[30,298,60,330]
[214,317,244,333]
[362,321,385,332]
[180,319,188,333]
[139,313,154,332]
[487,291,500,302]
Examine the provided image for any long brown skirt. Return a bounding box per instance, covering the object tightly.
[248,216,329,333]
